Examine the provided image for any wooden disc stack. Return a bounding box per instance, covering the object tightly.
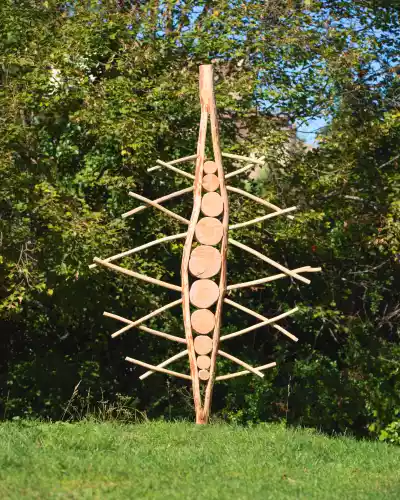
[188,160,224,382]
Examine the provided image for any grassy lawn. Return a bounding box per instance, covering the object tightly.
[0,421,399,499]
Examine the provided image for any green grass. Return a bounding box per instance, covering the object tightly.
[0,421,399,499]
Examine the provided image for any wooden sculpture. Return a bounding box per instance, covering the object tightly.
[90,64,321,424]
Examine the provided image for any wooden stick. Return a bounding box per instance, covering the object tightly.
[128,191,190,225]
[225,156,266,179]
[106,299,183,338]
[224,298,297,341]
[122,187,194,218]
[216,362,277,381]
[226,186,295,220]
[89,233,188,269]
[155,159,196,180]
[221,152,265,165]
[217,350,264,378]
[125,357,191,381]
[103,311,187,344]
[220,307,299,341]
[228,239,311,285]
[227,267,321,290]
[229,206,297,230]
[180,68,209,424]
[93,257,182,292]
[147,154,197,173]
[202,65,230,425]
[139,350,189,380]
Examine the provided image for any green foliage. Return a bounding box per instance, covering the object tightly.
[1,0,400,440]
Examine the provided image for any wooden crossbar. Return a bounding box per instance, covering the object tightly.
[216,362,277,381]
[220,307,299,341]
[147,154,197,173]
[103,311,187,344]
[122,187,194,219]
[218,350,264,378]
[93,258,181,292]
[226,186,295,220]
[221,152,265,165]
[225,156,266,179]
[128,191,190,225]
[228,239,311,284]
[227,267,321,290]
[125,357,191,380]
[155,159,196,180]
[89,233,188,269]
[139,350,189,380]
[105,299,183,338]
[229,206,297,230]
[224,298,297,342]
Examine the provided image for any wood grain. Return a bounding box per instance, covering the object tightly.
[189,279,220,308]
[195,217,223,245]
[189,245,222,279]
[197,355,211,369]
[198,369,210,381]
[194,335,213,355]
[202,174,220,192]
[201,192,224,217]
[191,308,215,334]
[203,160,217,174]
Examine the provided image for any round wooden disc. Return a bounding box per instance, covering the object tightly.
[204,160,217,174]
[197,355,211,369]
[201,192,224,217]
[191,309,215,334]
[190,279,219,308]
[195,217,223,246]
[199,369,210,381]
[189,245,221,279]
[194,335,213,355]
[202,174,220,192]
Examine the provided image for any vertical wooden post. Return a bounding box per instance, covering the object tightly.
[181,64,228,424]
[203,65,229,423]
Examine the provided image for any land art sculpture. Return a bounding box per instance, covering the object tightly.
[90,64,321,424]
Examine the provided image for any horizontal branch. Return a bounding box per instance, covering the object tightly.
[227,266,321,290]
[224,298,297,342]
[125,357,191,381]
[93,257,182,292]
[147,154,197,173]
[226,186,295,220]
[225,156,266,179]
[218,350,264,378]
[105,298,183,338]
[128,192,190,225]
[89,233,188,269]
[139,350,189,380]
[221,152,265,165]
[220,307,299,342]
[103,311,187,344]
[155,159,195,180]
[228,239,310,285]
[216,362,277,381]
[229,206,297,230]
[122,187,194,219]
